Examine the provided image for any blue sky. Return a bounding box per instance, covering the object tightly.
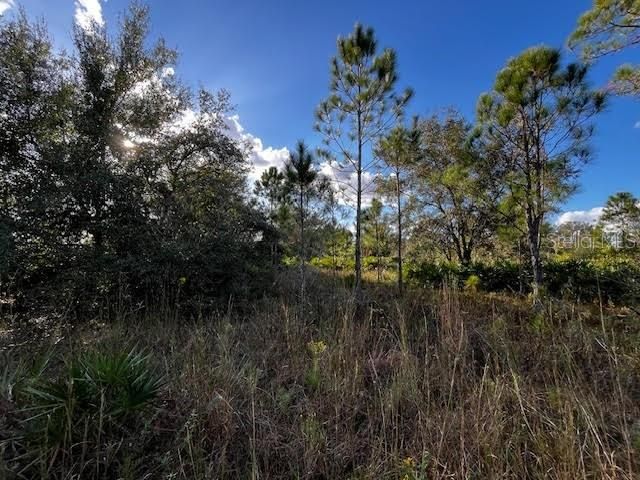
[2,0,639,222]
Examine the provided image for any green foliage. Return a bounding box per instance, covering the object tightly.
[464,274,481,292]
[285,141,321,265]
[23,349,162,421]
[362,255,393,271]
[315,23,412,289]
[407,261,465,288]
[0,7,272,317]
[612,63,640,95]
[311,226,354,272]
[375,120,421,174]
[305,340,327,391]
[477,45,605,292]
[255,167,287,217]
[286,141,318,191]
[311,254,355,271]
[600,191,640,246]
[374,118,421,294]
[545,257,640,303]
[362,199,394,281]
[570,0,640,96]
[10,348,162,476]
[408,258,640,304]
[399,455,430,480]
[570,0,640,55]
[416,110,503,265]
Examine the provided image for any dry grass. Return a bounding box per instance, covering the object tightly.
[2,271,640,479]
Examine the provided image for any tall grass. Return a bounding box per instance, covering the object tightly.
[2,272,639,478]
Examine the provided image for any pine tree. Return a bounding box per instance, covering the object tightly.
[285,141,319,297]
[315,23,412,295]
[477,46,606,297]
[255,166,288,264]
[374,118,420,295]
[255,167,287,221]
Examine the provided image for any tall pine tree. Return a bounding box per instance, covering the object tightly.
[315,24,411,295]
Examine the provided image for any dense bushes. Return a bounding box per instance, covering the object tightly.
[0,10,272,318]
[310,255,393,272]
[310,255,355,271]
[545,258,640,304]
[407,260,522,293]
[407,258,640,303]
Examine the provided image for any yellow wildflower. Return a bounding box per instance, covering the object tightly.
[307,340,327,356]
[402,456,416,468]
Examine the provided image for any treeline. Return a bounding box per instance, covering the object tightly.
[1,2,639,319]
[255,3,640,303]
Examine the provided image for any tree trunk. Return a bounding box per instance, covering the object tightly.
[518,238,524,295]
[269,197,277,266]
[375,222,381,282]
[527,222,544,298]
[299,187,306,300]
[460,236,473,268]
[354,112,363,295]
[532,152,545,299]
[461,250,472,268]
[395,169,403,296]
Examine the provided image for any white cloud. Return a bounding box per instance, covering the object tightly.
[0,0,14,15]
[224,115,289,182]
[634,121,640,129]
[75,0,104,31]
[162,110,371,208]
[556,206,604,225]
[223,116,376,211]
[162,111,290,182]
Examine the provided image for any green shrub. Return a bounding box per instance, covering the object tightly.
[545,258,640,304]
[408,259,640,303]
[407,262,454,287]
[471,261,523,292]
[464,274,481,292]
[10,348,163,476]
[305,340,327,391]
[362,255,394,271]
[310,255,355,271]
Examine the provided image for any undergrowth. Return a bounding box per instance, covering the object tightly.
[2,272,639,479]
